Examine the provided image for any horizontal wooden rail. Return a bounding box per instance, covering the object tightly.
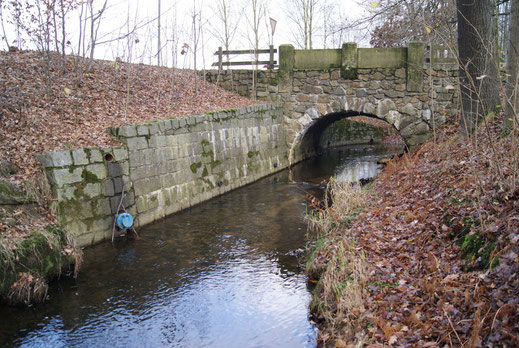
[211,61,278,67]
[214,45,277,70]
[213,49,277,55]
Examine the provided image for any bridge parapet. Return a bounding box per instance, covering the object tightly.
[205,42,458,164]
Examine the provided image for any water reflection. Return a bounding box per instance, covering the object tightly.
[0,144,402,348]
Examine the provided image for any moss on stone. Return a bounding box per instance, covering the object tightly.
[247,151,259,158]
[210,160,222,170]
[202,150,214,158]
[190,162,202,174]
[200,177,215,189]
[0,180,26,205]
[82,168,99,183]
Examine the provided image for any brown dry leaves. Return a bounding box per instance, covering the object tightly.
[0,50,260,183]
[0,50,260,242]
[338,118,519,346]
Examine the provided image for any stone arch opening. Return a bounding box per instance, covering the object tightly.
[288,110,404,165]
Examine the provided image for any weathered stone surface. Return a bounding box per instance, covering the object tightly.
[86,163,107,181]
[51,167,83,186]
[35,151,73,168]
[113,147,128,161]
[137,124,149,136]
[107,162,123,178]
[363,102,376,115]
[119,126,137,137]
[88,148,104,163]
[0,180,27,204]
[126,137,148,150]
[377,99,396,118]
[401,103,418,116]
[72,149,89,166]
[55,186,76,201]
[395,68,406,79]
[83,183,101,198]
[103,179,115,197]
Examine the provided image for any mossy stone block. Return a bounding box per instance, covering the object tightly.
[51,167,83,186]
[72,150,89,166]
[85,164,107,181]
[407,41,425,92]
[113,147,128,161]
[35,151,72,168]
[118,126,137,138]
[293,49,341,70]
[358,47,407,68]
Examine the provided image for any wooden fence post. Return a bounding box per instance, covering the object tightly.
[269,45,274,69]
[218,47,223,72]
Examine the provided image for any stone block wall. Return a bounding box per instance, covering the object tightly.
[281,66,457,164]
[37,103,288,248]
[318,119,388,149]
[204,69,279,101]
[35,146,132,247]
[113,104,288,229]
[205,43,459,164]
[284,66,458,149]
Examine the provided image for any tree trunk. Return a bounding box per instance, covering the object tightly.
[157,0,161,66]
[456,0,500,135]
[506,0,519,127]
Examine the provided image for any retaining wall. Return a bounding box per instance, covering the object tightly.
[318,119,388,149]
[36,103,288,247]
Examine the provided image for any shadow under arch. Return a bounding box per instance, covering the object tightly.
[288,110,405,165]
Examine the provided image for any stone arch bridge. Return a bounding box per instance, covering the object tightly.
[205,42,458,164]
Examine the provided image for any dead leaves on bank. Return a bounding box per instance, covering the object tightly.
[0,50,260,182]
[315,117,519,346]
[0,50,260,241]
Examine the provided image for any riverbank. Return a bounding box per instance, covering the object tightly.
[306,114,519,346]
[0,49,260,305]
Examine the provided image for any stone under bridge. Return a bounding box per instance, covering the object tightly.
[206,42,458,164]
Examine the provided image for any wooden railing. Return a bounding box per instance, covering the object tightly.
[212,45,277,70]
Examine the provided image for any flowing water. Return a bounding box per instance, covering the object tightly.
[0,144,402,348]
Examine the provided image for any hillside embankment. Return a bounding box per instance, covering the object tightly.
[0,50,259,304]
[307,114,519,346]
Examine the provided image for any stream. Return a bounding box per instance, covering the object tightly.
[0,144,403,348]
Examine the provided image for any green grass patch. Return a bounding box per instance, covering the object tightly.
[0,226,80,305]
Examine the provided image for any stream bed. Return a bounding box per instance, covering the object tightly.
[0,144,402,348]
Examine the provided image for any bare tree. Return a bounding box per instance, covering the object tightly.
[248,0,265,54]
[284,0,319,49]
[7,0,24,49]
[457,0,500,135]
[365,0,457,48]
[86,0,107,71]
[0,0,10,48]
[246,0,267,99]
[157,0,161,66]
[210,0,240,65]
[506,0,519,126]
[189,0,206,93]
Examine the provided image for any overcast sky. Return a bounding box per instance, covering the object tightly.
[2,0,372,68]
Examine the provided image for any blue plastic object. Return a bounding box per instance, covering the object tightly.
[116,213,134,230]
